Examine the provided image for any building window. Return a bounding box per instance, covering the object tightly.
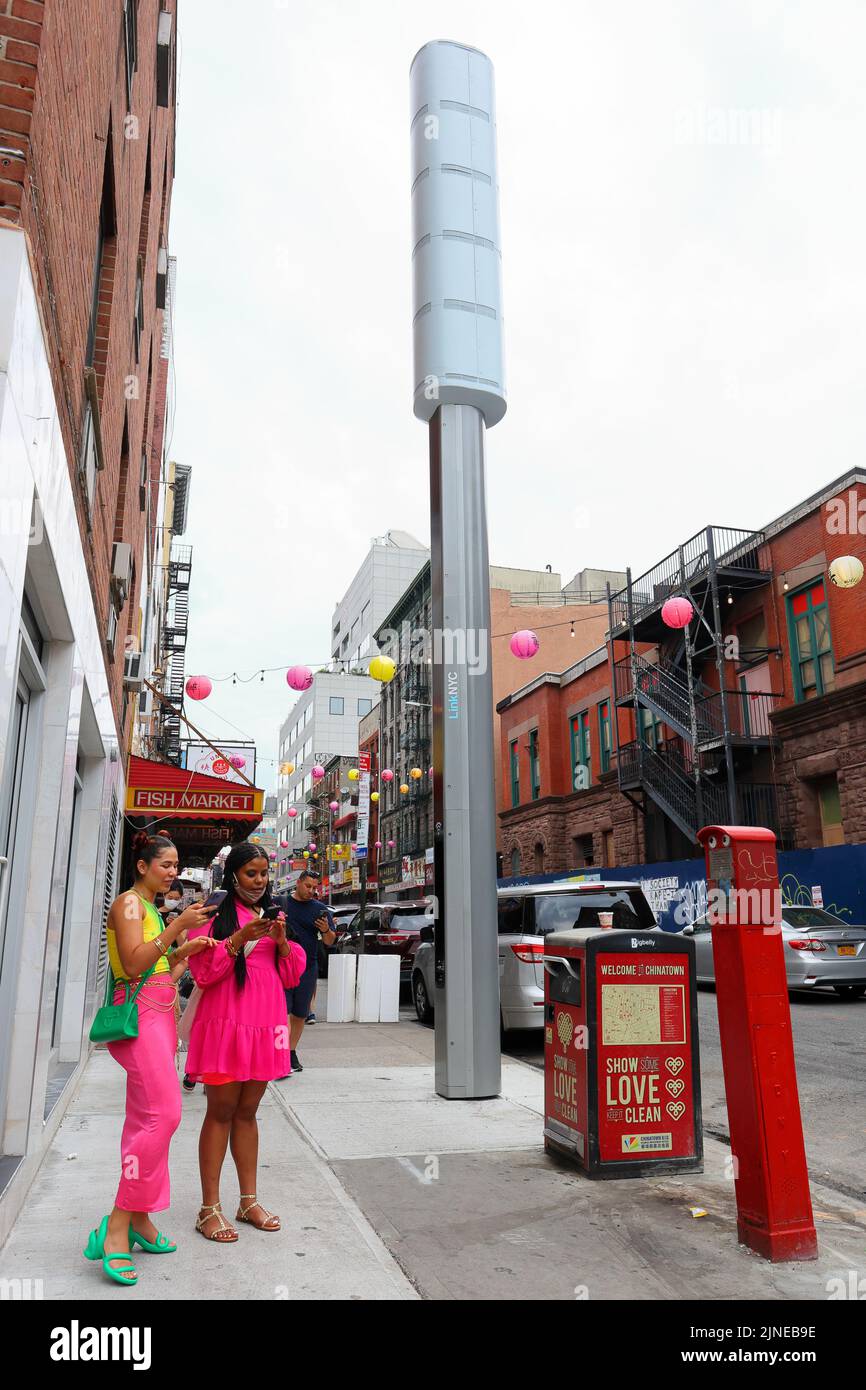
[133,258,144,361]
[510,847,521,876]
[603,829,616,868]
[123,0,138,105]
[329,696,344,716]
[528,729,540,800]
[638,705,663,751]
[598,701,611,774]
[534,842,545,873]
[569,711,591,789]
[573,833,594,868]
[509,739,520,807]
[357,698,372,717]
[787,580,835,701]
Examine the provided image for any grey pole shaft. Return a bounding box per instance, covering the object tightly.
[429,403,501,1100]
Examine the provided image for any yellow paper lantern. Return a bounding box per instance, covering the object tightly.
[348,767,360,781]
[829,555,864,589]
[370,791,379,802]
[368,654,396,683]
[280,761,295,776]
[303,850,310,859]
[399,783,410,794]
[409,767,422,779]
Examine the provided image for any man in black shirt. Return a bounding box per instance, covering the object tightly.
[281,871,335,1072]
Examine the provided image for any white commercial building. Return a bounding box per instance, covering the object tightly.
[330,530,428,666]
[276,673,379,853]
[275,533,427,863]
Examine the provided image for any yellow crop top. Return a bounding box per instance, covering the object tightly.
[107,894,171,981]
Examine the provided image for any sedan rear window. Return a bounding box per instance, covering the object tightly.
[533,889,655,935]
[385,912,429,932]
[782,908,848,929]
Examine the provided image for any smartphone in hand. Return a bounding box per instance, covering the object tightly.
[202,890,228,910]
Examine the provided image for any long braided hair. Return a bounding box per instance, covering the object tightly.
[208,842,280,988]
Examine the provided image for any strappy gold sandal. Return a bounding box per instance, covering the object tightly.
[195,1202,238,1242]
[236,1194,280,1231]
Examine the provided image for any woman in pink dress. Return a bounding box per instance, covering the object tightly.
[185,842,306,1241]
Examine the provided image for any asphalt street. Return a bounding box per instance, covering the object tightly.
[496,987,866,1205]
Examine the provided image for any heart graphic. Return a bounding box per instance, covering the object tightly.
[666,1101,685,1121]
[557,1012,574,1048]
[665,1057,685,1076]
[666,1078,685,1098]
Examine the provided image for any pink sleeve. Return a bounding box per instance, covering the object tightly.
[278,941,307,989]
[187,920,236,989]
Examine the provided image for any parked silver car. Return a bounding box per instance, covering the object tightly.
[682,906,866,998]
[412,879,658,1030]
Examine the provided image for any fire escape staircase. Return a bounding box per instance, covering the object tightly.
[159,546,192,763]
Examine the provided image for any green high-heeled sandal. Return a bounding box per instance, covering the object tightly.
[129,1225,177,1254]
[83,1214,138,1286]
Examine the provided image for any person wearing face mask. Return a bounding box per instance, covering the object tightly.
[183,841,307,1242]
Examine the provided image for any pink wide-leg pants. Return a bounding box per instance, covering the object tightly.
[106,982,182,1213]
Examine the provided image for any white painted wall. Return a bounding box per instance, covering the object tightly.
[0,227,122,1239]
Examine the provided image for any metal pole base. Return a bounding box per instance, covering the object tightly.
[430,403,501,1099]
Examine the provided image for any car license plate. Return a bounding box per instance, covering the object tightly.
[837,945,856,956]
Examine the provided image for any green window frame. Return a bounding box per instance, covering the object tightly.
[786,579,835,702]
[638,705,663,751]
[569,711,591,790]
[509,739,520,807]
[598,701,611,774]
[528,729,540,800]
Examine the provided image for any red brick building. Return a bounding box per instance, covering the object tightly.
[0,0,177,743]
[498,471,866,876]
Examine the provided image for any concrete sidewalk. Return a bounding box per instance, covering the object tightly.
[1,1006,864,1300]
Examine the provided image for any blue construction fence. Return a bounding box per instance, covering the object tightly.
[498,843,866,933]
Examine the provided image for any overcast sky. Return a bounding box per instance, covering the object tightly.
[169,0,866,791]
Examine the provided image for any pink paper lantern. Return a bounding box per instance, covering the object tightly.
[387,839,395,848]
[312,765,325,781]
[309,842,317,852]
[329,800,339,812]
[280,840,289,848]
[661,596,694,629]
[269,852,276,860]
[381,768,394,782]
[185,675,212,701]
[428,766,434,776]
[229,754,246,770]
[510,629,539,660]
[287,807,298,819]
[286,665,313,691]
[374,840,382,849]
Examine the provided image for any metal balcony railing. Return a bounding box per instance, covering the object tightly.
[609,526,766,629]
[695,688,778,742]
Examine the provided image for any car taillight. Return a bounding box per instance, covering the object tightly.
[377,933,410,945]
[787,939,827,952]
[510,942,544,963]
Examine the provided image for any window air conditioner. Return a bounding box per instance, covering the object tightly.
[111,542,133,604]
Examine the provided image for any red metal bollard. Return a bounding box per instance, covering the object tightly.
[697,824,818,1261]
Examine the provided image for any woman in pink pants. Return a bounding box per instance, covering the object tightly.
[184,841,306,1241]
[83,832,215,1287]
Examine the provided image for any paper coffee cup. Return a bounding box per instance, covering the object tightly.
[598,911,614,929]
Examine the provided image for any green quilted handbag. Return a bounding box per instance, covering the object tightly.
[89,961,159,1044]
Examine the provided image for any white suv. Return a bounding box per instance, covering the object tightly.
[411,879,659,1031]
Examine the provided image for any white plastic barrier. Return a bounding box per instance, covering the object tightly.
[378,956,401,1023]
[353,955,402,1023]
[326,953,357,1023]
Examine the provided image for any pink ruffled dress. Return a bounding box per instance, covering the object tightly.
[185,906,306,1083]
